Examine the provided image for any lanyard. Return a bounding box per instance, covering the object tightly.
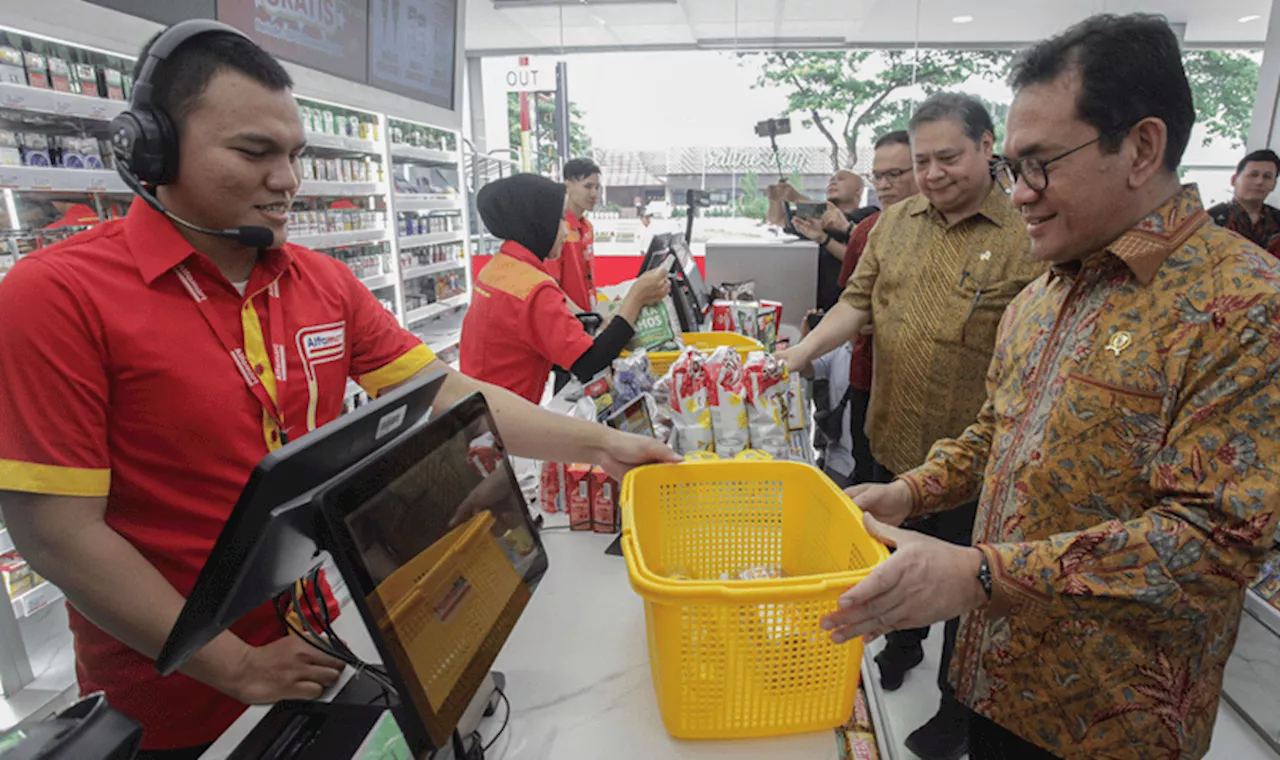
[174,263,291,444]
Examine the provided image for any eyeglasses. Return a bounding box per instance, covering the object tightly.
[993,135,1104,194]
[872,168,912,184]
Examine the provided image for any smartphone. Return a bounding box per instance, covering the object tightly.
[796,201,827,219]
[806,311,824,330]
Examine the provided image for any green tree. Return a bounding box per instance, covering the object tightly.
[734,170,769,219]
[744,50,1011,170]
[506,94,595,166]
[1183,50,1260,149]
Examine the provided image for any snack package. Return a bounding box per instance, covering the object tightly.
[666,347,714,454]
[565,464,594,531]
[582,374,615,421]
[743,351,791,459]
[611,349,654,408]
[23,52,49,89]
[733,300,761,340]
[590,469,619,534]
[758,300,783,351]
[783,371,813,463]
[711,299,736,332]
[734,449,774,462]
[598,281,685,353]
[0,47,24,85]
[47,56,71,92]
[683,451,720,462]
[704,345,749,457]
[711,280,757,302]
[539,460,564,514]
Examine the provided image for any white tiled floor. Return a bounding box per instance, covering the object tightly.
[868,625,1280,760]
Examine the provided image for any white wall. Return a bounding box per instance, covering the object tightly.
[0,0,466,130]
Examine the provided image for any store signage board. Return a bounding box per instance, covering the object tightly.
[503,56,555,92]
[367,0,458,110]
[217,0,370,83]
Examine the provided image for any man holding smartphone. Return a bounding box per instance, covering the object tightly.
[765,170,877,311]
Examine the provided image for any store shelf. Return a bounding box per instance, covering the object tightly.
[394,194,461,212]
[303,131,382,155]
[428,330,462,354]
[291,228,387,250]
[402,260,466,281]
[10,583,63,620]
[0,166,126,194]
[1246,588,1280,638]
[389,143,458,166]
[360,273,397,291]
[298,179,382,197]
[405,293,469,324]
[0,81,127,124]
[0,528,12,555]
[400,230,464,248]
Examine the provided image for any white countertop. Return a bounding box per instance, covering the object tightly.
[203,527,840,760]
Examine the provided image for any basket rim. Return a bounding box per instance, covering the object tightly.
[619,460,890,604]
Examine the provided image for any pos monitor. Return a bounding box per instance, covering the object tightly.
[156,371,447,676]
[639,233,711,331]
[317,391,548,754]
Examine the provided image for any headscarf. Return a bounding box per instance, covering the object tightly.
[476,173,567,261]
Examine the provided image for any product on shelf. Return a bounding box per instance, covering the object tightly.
[299,155,381,184]
[0,551,36,600]
[398,211,458,237]
[399,241,464,270]
[324,241,393,282]
[404,270,466,313]
[23,51,49,89]
[0,46,25,85]
[389,120,456,152]
[298,102,379,141]
[287,202,386,238]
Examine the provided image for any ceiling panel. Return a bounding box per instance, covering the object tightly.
[465,0,1273,55]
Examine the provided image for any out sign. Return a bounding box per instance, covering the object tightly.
[504,64,547,92]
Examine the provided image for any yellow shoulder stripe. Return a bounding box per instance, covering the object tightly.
[477,255,554,300]
[0,460,111,497]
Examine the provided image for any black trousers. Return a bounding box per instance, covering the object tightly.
[969,711,1062,759]
[873,461,978,705]
[135,745,213,760]
[848,389,876,485]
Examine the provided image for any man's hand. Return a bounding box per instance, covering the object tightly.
[820,202,851,234]
[845,480,914,527]
[774,344,813,376]
[766,182,803,203]
[596,431,681,481]
[228,636,345,704]
[820,515,987,644]
[792,215,826,242]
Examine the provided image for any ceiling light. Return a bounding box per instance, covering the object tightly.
[952,14,974,24]
[1239,14,1262,22]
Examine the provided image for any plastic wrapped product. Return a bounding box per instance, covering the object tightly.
[743,351,790,459]
[711,299,736,332]
[666,347,713,454]
[704,345,749,457]
[711,280,758,302]
[611,349,655,408]
[758,300,783,351]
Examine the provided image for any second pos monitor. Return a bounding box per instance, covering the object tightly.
[640,232,711,331]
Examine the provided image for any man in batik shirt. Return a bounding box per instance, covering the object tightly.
[823,14,1280,760]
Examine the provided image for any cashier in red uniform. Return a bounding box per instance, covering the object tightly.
[544,157,601,313]
[0,22,678,760]
[460,173,670,403]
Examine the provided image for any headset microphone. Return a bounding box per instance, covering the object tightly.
[114,164,277,249]
[107,19,276,251]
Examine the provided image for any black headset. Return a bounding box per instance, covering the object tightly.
[109,19,251,187]
[108,19,275,249]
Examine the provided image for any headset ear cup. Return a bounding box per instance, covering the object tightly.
[151,107,179,186]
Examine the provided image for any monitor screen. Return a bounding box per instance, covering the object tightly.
[217,0,369,83]
[367,0,458,110]
[670,234,710,317]
[321,394,546,751]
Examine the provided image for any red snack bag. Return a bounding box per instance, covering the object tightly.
[466,431,501,476]
[566,464,594,531]
[591,469,619,534]
[539,460,564,514]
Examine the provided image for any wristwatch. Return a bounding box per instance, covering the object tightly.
[819,233,832,246]
[976,551,993,601]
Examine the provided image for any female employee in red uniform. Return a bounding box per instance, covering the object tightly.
[461,174,670,403]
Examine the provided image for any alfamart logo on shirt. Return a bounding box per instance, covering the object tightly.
[296,322,347,431]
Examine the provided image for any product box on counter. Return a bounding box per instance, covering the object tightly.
[565,464,594,531]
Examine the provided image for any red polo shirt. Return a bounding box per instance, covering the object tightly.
[43,202,100,229]
[837,211,879,392]
[544,209,595,312]
[0,198,434,749]
[460,241,595,403]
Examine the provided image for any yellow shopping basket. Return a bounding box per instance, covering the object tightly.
[628,332,762,376]
[621,460,890,740]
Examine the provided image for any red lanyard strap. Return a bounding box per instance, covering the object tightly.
[174,264,290,439]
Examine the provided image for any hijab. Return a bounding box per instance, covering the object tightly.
[476,173,567,261]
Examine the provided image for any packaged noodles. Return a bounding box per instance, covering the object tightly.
[666,347,714,454]
[704,345,749,457]
[743,351,790,459]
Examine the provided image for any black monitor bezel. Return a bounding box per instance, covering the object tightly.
[316,391,548,754]
[156,371,448,677]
